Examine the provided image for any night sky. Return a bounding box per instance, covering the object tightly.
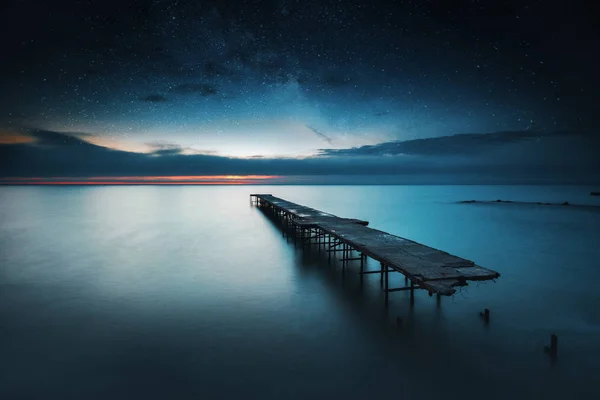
[1,0,599,183]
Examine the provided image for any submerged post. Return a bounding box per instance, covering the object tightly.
[360,253,364,284]
[384,264,389,308]
[479,308,490,324]
[544,334,558,359]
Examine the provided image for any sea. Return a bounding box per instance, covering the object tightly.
[1,185,599,399]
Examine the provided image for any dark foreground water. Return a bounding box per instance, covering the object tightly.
[1,185,599,399]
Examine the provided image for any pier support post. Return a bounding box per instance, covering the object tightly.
[380,262,384,286]
[293,224,297,246]
[318,229,323,251]
[544,334,558,359]
[410,281,415,306]
[479,308,490,324]
[360,253,364,284]
[384,265,389,308]
[342,243,348,276]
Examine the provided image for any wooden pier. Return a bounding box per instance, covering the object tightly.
[250,194,500,307]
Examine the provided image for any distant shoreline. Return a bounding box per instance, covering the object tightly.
[457,199,600,209]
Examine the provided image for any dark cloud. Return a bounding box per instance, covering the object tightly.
[168,83,218,96]
[319,130,585,157]
[141,94,168,102]
[26,130,96,147]
[0,130,379,177]
[145,141,218,156]
[306,125,333,145]
[1,129,598,185]
[146,141,185,156]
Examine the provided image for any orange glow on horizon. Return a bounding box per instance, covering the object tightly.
[85,175,279,181]
[0,133,35,144]
[0,175,283,185]
[0,181,252,185]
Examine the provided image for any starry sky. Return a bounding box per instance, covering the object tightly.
[1,0,599,183]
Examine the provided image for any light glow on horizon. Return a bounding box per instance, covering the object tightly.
[0,175,283,185]
[0,131,36,145]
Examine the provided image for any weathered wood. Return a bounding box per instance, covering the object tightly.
[253,194,500,296]
[385,286,424,292]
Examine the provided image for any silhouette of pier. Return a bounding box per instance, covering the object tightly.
[250,194,500,307]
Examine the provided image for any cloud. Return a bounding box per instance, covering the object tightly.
[169,83,218,96]
[141,94,168,102]
[146,141,185,156]
[306,125,333,145]
[0,130,445,179]
[1,129,598,184]
[145,141,218,156]
[318,130,585,156]
[26,130,97,147]
[0,130,35,144]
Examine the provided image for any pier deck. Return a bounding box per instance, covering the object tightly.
[251,194,500,298]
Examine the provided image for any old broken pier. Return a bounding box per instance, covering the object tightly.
[250,194,500,307]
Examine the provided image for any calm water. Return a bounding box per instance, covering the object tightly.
[1,185,599,399]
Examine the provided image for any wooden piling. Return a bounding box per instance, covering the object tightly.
[479,309,490,324]
[544,334,558,359]
[360,253,364,284]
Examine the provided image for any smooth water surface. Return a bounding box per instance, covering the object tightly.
[1,185,599,399]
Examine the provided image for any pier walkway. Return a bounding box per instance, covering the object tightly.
[251,194,500,306]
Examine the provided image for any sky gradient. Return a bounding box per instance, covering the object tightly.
[1,0,599,183]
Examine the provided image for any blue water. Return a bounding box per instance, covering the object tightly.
[1,185,599,399]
